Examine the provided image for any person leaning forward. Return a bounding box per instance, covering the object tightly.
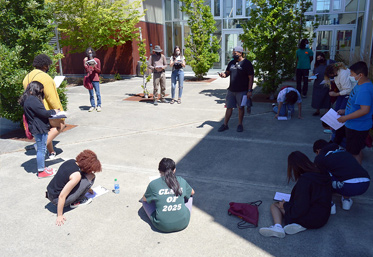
[148,45,168,105]
[23,54,65,160]
[218,46,254,132]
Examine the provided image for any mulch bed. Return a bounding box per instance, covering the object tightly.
[184,77,216,83]
[252,93,277,103]
[0,124,77,142]
[124,93,170,102]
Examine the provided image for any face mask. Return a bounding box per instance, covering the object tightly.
[45,67,49,73]
[233,54,239,61]
[350,75,361,84]
[305,44,309,48]
[89,53,93,59]
[156,52,161,55]
[176,51,180,55]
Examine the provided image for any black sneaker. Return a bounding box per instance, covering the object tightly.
[153,100,158,106]
[237,124,243,132]
[70,197,92,209]
[218,124,229,132]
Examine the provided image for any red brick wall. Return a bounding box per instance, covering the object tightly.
[61,21,164,76]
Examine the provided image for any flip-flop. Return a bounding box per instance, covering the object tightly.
[177,99,181,104]
[170,99,175,104]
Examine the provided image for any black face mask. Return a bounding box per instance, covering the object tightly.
[233,55,240,61]
[156,52,161,55]
[45,67,49,73]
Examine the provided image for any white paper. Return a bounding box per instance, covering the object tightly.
[50,111,67,119]
[54,76,65,88]
[86,59,97,66]
[274,192,291,202]
[277,116,288,120]
[85,185,109,199]
[320,108,345,130]
[319,80,327,85]
[241,95,247,106]
[309,75,317,80]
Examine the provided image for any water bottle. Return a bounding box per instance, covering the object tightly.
[114,179,120,194]
[287,109,291,120]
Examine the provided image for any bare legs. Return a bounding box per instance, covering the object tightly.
[47,120,65,154]
[271,202,285,225]
[224,107,244,126]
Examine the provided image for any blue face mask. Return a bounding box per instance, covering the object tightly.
[305,44,309,48]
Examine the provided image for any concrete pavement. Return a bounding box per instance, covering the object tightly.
[0,75,372,257]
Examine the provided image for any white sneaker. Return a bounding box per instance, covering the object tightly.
[331,202,336,214]
[259,226,285,238]
[96,106,101,112]
[284,223,307,235]
[48,152,57,160]
[342,197,353,210]
[88,107,95,112]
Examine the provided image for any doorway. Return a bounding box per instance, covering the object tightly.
[222,30,243,69]
[314,26,355,65]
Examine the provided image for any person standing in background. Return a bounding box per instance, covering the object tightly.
[84,47,102,112]
[23,54,65,160]
[296,39,314,98]
[170,46,186,104]
[148,45,168,106]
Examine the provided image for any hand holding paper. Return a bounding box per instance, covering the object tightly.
[320,108,345,130]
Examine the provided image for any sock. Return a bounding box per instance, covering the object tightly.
[274,224,282,228]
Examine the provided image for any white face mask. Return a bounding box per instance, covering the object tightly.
[176,51,180,55]
[350,75,360,84]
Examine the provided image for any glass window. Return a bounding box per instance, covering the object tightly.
[213,0,220,17]
[358,0,366,11]
[236,0,243,16]
[316,13,357,25]
[213,20,222,69]
[173,22,182,53]
[174,0,180,19]
[165,22,173,57]
[316,0,331,13]
[165,0,172,21]
[183,22,191,53]
[345,0,358,12]
[245,0,252,16]
[182,2,190,20]
[333,0,342,11]
[223,19,245,29]
[224,0,233,18]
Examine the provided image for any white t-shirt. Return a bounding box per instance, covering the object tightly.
[277,87,302,104]
[170,55,185,71]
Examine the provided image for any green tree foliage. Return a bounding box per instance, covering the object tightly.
[0,0,67,125]
[181,0,220,79]
[240,0,312,94]
[49,0,145,53]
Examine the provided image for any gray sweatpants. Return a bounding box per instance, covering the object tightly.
[48,174,95,207]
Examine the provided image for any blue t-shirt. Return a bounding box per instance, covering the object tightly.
[345,81,373,131]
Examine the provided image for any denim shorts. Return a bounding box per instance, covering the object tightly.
[226,90,247,109]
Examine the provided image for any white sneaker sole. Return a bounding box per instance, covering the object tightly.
[259,228,285,238]
[70,198,92,209]
[284,224,307,235]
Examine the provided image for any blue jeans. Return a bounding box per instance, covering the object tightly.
[34,133,48,172]
[89,81,101,107]
[333,95,349,111]
[273,104,294,116]
[171,69,184,99]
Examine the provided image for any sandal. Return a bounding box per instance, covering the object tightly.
[170,99,175,104]
[177,99,181,104]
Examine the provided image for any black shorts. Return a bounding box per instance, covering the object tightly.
[346,127,369,155]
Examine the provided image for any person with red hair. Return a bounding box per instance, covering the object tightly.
[46,150,102,226]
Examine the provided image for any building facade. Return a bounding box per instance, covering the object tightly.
[61,0,373,76]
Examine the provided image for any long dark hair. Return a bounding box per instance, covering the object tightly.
[287,151,320,183]
[298,39,308,49]
[85,47,96,58]
[315,52,326,68]
[19,81,44,106]
[172,46,182,59]
[159,158,182,196]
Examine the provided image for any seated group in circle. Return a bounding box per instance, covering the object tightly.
[259,140,370,238]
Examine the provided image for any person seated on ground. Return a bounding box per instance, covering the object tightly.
[273,86,302,119]
[259,151,332,238]
[141,158,195,232]
[336,61,373,164]
[313,139,370,213]
[46,150,102,226]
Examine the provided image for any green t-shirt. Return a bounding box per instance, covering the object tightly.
[296,48,314,69]
[144,176,193,232]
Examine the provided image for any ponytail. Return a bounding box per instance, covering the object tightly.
[159,158,182,196]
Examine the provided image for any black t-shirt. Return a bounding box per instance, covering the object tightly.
[47,159,82,198]
[314,143,370,181]
[226,58,254,92]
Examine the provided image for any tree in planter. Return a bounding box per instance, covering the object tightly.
[138,28,151,98]
[240,0,312,96]
[49,0,144,53]
[181,0,220,79]
[0,0,67,125]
